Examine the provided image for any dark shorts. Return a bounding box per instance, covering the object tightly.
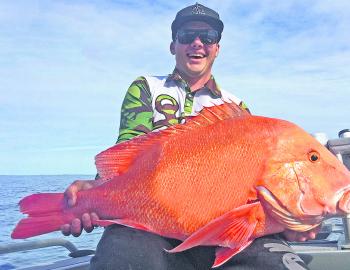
[89,225,310,270]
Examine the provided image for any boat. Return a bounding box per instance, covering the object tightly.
[1,130,349,270]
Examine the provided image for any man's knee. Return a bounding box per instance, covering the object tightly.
[89,225,194,270]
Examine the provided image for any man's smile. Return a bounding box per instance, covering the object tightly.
[187,53,206,59]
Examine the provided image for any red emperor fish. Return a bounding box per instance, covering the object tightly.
[11,102,350,268]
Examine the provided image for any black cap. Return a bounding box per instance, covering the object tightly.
[339,129,350,138]
[171,3,224,41]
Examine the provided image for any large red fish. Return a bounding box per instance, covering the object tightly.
[11,102,350,268]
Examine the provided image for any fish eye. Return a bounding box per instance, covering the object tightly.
[308,151,320,162]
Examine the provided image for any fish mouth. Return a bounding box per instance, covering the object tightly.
[338,189,350,214]
[256,186,321,232]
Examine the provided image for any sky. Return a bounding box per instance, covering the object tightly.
[0,0,349,175]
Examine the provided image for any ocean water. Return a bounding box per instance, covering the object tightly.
[0,175,104,269]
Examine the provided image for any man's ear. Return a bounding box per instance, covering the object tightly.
[170,42,176,55]
[215,43,220,57]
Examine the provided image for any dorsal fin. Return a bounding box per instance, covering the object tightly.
[95,101,250,179]
[95,133,159,180]
[187,99,250,127]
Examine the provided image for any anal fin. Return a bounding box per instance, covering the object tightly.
[95,219,153,232]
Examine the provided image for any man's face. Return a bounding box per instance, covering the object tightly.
[170,21,220,81]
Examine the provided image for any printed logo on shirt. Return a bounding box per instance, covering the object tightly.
[153,94,181,129]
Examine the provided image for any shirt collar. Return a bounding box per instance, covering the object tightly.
[165,68,222,98]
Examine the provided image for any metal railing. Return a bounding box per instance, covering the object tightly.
[0,238,79,255]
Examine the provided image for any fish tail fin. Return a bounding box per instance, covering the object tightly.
[19,193,65,214]
[11,193,73,239]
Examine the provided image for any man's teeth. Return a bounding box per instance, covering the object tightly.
[188,54,205,59]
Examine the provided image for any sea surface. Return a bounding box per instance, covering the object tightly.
[0,175,104,269]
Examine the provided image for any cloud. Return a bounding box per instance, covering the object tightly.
[0,0,349,174]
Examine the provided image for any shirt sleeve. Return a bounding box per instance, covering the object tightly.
[116,77,153,143]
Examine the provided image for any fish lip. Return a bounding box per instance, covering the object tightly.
[338,188,350,214]
[297,186,350,217]
[256,186,321,231]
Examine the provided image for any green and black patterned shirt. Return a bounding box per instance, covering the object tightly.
[117,69,249,143]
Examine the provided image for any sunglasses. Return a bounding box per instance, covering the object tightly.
[176,29,219,45]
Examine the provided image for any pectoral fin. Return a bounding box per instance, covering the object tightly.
[213,241,253,268]
[168,202,260,259]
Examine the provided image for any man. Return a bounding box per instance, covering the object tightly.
[62,3,317,269]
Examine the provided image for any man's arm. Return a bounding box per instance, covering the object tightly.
[117,76,153,143]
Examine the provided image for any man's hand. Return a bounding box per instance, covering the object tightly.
[282,225,321,242]
[61,180,100,237]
